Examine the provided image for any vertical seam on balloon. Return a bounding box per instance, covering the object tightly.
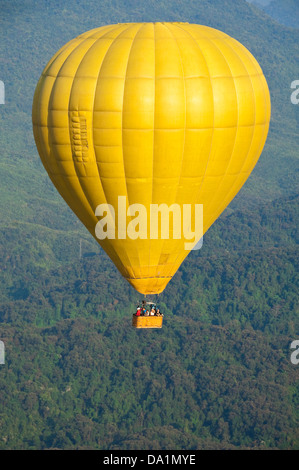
[164,23,214,279]
[34,78,55,177]
[69,24,127,177]
[67,35,113,190]
[196,37,240,219]
[36,38,89,224]
[200,41,257,232]
[206,99,268,227]
[236,39,270,163]
[90,24,138,275]
[121,23,144,280]
[42,38,79,78]
[206,38,257,217]
[69,39,101,179]
[38,26,128,277]
[37,39,83,177]
[176,24,215,199]
[89,25,135,274]
[148,22,156,282]
[159,22,187,281]
[45,38,99,239]
[39,23,116,89]
[34,78,65,203]
[205,38,269,229]
[66,27,128,273]
[48,39,92,177]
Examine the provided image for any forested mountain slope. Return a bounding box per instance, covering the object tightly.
[0,0,298,450]
[248,0,299,29]
[0,195,298,450]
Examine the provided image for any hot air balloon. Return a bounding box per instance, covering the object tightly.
[32,22,271,328]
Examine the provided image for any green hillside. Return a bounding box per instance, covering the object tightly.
[0,0,298,451]
[249,0,299,29]
[0,195,298,449]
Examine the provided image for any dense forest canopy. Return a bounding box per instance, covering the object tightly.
[0,195,298,449]
[0,0,298,450]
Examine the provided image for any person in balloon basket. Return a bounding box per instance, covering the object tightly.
[140,300,147,316]
[143,307,149,316]
[135,306,142,316]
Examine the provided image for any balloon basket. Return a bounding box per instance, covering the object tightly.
[132,314,163,329]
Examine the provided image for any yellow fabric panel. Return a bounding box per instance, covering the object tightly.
[33,22,271,295]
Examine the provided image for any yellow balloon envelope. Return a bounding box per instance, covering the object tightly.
[32,22,271,295]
